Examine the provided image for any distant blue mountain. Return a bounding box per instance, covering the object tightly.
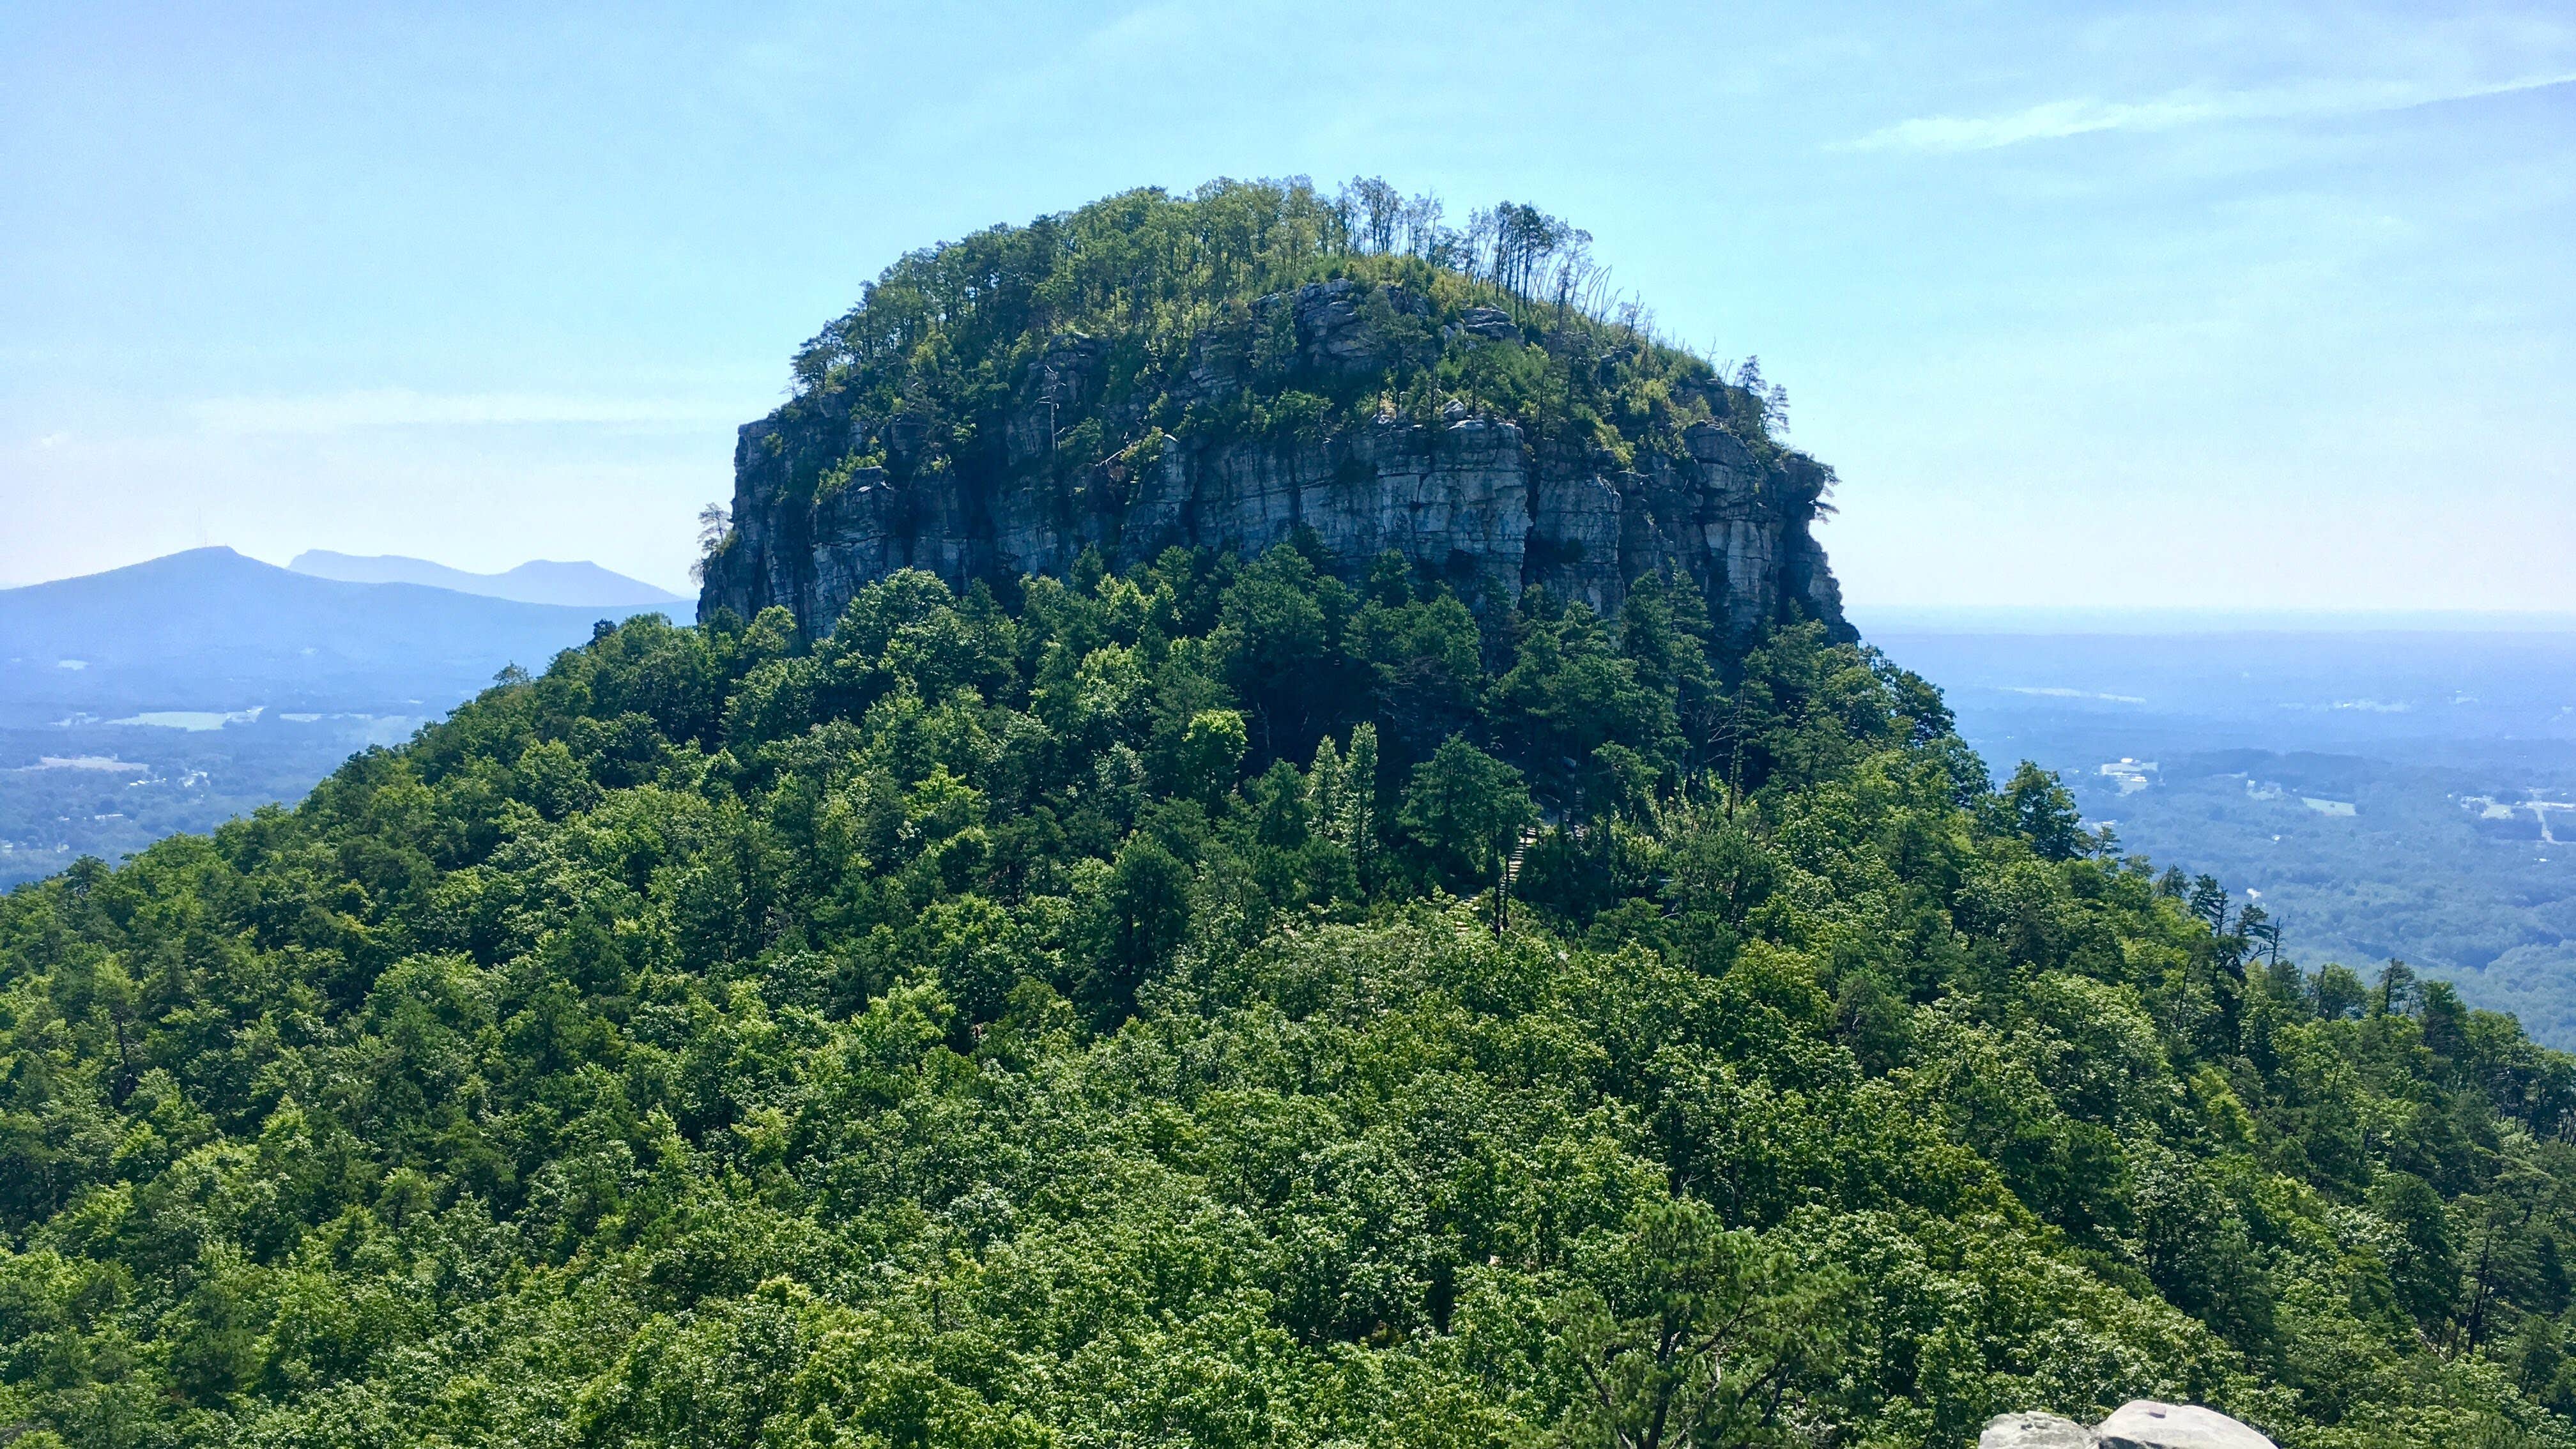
[0,547,675,716]
[1850,604,2576,637]
[288,549,684,607]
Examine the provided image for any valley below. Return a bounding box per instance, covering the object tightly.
[1871,618,2576,1044]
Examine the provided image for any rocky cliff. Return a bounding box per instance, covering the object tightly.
[702,244,1847,653]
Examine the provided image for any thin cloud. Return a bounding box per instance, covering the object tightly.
[192,390,743,434]
[1081,3,1201,62]
[1847,70,2576,153]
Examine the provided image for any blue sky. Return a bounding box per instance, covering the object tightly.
[3,1,2570,607]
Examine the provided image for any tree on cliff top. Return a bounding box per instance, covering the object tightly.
[754,178,1789,503]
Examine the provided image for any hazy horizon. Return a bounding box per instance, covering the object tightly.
[19,548,2576,634]
[5,3,2570,605]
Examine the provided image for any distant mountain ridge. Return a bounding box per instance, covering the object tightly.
[289,549,682,606]
[0,547,675,714]
[1851,604,2576,636]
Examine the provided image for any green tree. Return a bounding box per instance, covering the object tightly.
[1487,592,1678,813]
[1400,735,1538,894]
[1086,835,1193,1023]
[1999,760,2088,861]
[1213,544,1353,760]
[1546,1200,1853,1449]
[1174,708,1248,809]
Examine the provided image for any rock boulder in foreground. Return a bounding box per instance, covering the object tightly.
[1982,1400,2277,1449]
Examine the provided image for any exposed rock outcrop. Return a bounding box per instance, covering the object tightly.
[1981,1401,2277,1449]
[702,278,1847,651]
[2095,1401,2277,1449]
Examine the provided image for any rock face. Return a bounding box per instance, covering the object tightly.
[1981,1402,2277,1449]
[700,278,1847,652]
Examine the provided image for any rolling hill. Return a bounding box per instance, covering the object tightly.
[0,546,676,714]
[288,548,685,607]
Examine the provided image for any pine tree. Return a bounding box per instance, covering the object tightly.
[1344,722,1381,884]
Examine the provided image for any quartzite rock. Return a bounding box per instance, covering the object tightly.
[2094,1400,2276,1449]
[701,279,1848,652]
[1981,1402,2276,1449]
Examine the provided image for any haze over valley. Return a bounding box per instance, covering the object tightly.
[0,546,684,886]
[1863,615,2576,1043]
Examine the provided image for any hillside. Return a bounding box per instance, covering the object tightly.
[6,181,2576,1449]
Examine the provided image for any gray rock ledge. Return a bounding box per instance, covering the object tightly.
[1979,1411,2098,1448]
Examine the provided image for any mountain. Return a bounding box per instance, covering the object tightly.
[5,180,2572,1449]
[699,195,1843,653]
[289,548,685,607]
[0,546,672,713]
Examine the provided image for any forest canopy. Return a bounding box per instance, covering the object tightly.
[8,549,2576,1447]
